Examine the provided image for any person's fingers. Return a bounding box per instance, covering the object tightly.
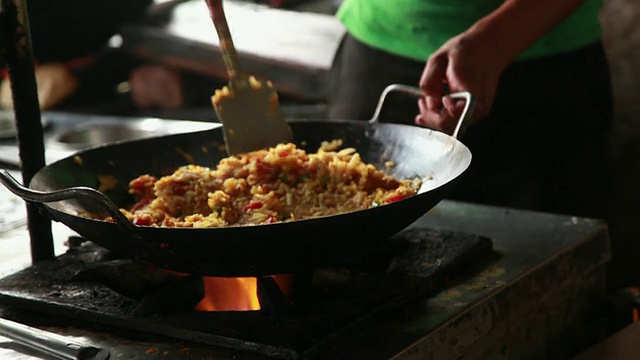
[420,54,448,110]
[416,96,461,135]
[416,111,454,133]
[442,95,455,111]
[426,95,439,112]
[416,97,444,130]
[416,97,428,124]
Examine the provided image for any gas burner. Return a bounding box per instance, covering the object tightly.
[0,227,492,358]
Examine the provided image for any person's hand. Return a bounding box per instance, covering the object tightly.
[414,0,589,134]
[415,31,507,134]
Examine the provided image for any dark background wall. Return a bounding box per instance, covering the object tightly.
[601,0,640,288]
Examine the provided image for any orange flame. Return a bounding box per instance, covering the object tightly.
[195,275,291,311]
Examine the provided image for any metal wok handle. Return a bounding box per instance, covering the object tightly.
[368,84,476,139]
[0,170,137,233]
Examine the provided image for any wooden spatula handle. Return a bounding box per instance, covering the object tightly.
[204,0,244,80]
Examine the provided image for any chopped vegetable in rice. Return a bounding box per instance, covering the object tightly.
[116,142,420,228]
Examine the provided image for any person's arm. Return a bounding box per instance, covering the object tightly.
[416,0,589,133]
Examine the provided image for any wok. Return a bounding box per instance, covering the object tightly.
[0,85,474,276]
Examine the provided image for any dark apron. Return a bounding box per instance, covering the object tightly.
[327,33,614,220]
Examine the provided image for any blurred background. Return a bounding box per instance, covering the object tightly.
[601,0,640,289]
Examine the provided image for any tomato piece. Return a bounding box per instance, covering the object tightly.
[130,175,157,189]
[130,198,151,212]
[242,201,263,212]
[133,217,152,226]
[172,180,189,195]
[385,194,406,203]
[256,160,273,176]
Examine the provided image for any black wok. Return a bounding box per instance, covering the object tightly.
[0,85,474,276]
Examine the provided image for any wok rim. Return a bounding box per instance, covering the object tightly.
[31,119,471,233]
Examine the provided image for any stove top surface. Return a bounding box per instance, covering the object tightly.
[0,227,492,359]
[0,200,610,359]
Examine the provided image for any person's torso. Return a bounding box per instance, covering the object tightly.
[336,0,603,62]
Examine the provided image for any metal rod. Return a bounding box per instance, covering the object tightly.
[0,0,55,262]
[0,317,110,360]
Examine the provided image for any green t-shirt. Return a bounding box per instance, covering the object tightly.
[336,0,603,62]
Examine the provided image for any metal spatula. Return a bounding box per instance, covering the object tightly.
[205,0,292,155]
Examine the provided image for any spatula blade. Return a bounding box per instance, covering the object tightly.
[213,79,292,155]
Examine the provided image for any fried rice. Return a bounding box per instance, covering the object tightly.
[119,141,421,228]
